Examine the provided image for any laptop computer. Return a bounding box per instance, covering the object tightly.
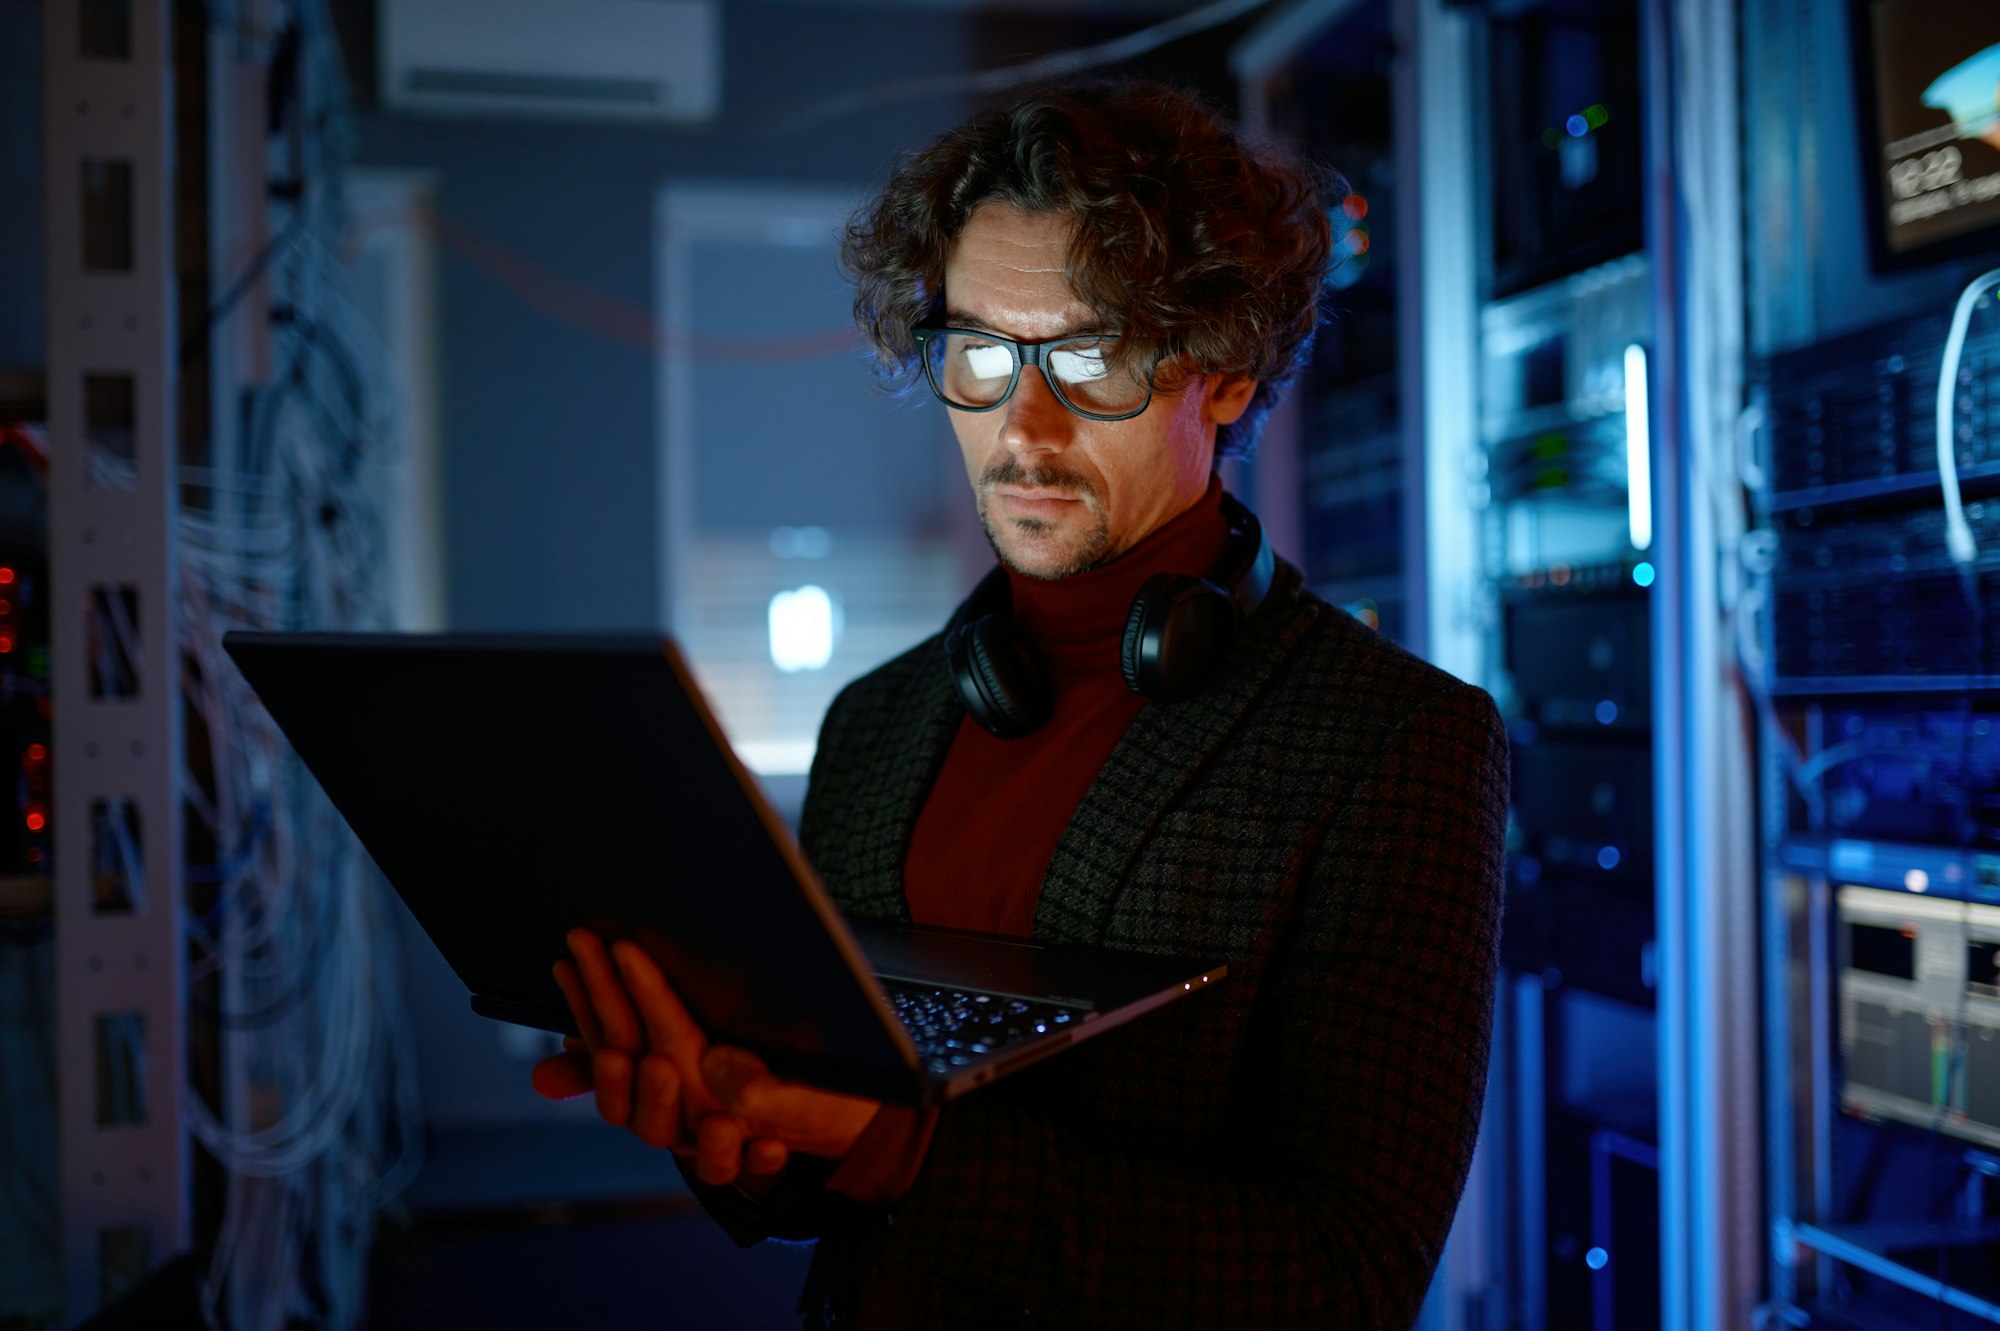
[220,631,1227,1108]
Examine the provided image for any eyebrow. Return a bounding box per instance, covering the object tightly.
[941,308,1110,340]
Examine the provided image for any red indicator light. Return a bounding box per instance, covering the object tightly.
[0,634,14,654]
[0,568,14,585]
[1343,194,1370,221]
[24,743,46,764]
[0,600,12,615]
[25,847,40,863]
[25,811,46,832]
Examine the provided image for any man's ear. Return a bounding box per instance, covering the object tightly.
[1205,373,1258,426]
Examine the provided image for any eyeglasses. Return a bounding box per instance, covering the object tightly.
[910,326,1153,422]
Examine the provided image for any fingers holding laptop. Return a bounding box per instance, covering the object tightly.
[608,939,880,1162]
[534,928,795,1187]
[532,926,882,1188]
[607,938,877,1177]
[544,928,718,1127]
[701,1045,881,1161]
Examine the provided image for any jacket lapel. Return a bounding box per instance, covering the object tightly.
[1034,562,1321,946]
[837,638,961,923]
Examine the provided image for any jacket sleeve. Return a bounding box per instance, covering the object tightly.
[852,681,1510,1328]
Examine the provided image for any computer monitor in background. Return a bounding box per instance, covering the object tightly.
[1855,0,2000,270]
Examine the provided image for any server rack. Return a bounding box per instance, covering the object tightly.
[1744,0,2000,1323]
[1241,0,1761,1326]
[1753,300,2000,1327]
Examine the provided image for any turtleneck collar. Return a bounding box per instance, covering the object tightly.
[1004,474,1229,686]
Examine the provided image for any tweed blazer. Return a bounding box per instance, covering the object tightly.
[687,559,1509,1331]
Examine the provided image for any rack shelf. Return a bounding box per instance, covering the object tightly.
[1768,675,2000,697]
[1787,1220,2000,1323]
[1767,459,2000,515]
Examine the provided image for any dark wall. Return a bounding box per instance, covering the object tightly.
[344,2,978,633]
[1,0,44,372]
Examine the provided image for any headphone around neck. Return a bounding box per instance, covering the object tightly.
[943,492,1276,739]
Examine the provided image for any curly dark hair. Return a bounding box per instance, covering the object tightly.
[841,78,1336,461]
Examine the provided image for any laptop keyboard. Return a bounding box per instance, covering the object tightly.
[881,983,1081,1076]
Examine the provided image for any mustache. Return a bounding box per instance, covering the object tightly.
[978,459,1102,505]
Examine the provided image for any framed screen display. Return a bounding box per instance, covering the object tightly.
[1855,0,2000,269]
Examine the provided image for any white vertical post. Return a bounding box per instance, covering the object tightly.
[1411,0,1483,687]
[44,0,188,1318]
[1651,0,1762,1325]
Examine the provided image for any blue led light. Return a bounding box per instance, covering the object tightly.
[1594,700,1618,725]
[1632,561,1656,587]
[1586,1247,1609,1271]
[1567,114,1590,138]
[1598,845,1622,871]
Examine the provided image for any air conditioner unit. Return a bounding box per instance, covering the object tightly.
[381,0,719,124]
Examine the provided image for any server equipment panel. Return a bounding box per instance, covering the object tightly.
[1771,500,1998,682]
[1759,309,2000,501]
[1505,586,1651,730]
[1802,706,1999,850]
[1837,886,2000,1151]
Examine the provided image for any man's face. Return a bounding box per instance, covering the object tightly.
[940,203,1255,580]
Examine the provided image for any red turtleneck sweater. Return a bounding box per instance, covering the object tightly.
[903,478,1229,930]
[824,477,1228,1206]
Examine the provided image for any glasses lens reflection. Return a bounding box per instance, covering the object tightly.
[925,332,1148,418]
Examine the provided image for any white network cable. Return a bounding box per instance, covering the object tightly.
[1937,267,2000,568]
[179,5,420,1320]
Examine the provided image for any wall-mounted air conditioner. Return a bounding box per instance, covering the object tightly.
[381,0,719,124]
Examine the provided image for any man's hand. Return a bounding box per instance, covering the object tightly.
[529,928,881,1189]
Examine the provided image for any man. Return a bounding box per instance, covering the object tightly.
[532,79,1508,1329]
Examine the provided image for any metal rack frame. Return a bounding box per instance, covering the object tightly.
[43,0,189,1317]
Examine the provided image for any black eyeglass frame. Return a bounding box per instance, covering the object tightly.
[909,326,1154,423]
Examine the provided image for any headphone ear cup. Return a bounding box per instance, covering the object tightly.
[1122,573,1237,701]
[947,615,1053,739]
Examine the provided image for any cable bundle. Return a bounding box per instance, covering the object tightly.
[171,3,424,1326]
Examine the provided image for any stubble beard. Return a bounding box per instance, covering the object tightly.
[976,459,1111,581]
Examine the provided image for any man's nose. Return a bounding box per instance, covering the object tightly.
[998,367,1077,455]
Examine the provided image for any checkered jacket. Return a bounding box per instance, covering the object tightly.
[686,559,1509,1330]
